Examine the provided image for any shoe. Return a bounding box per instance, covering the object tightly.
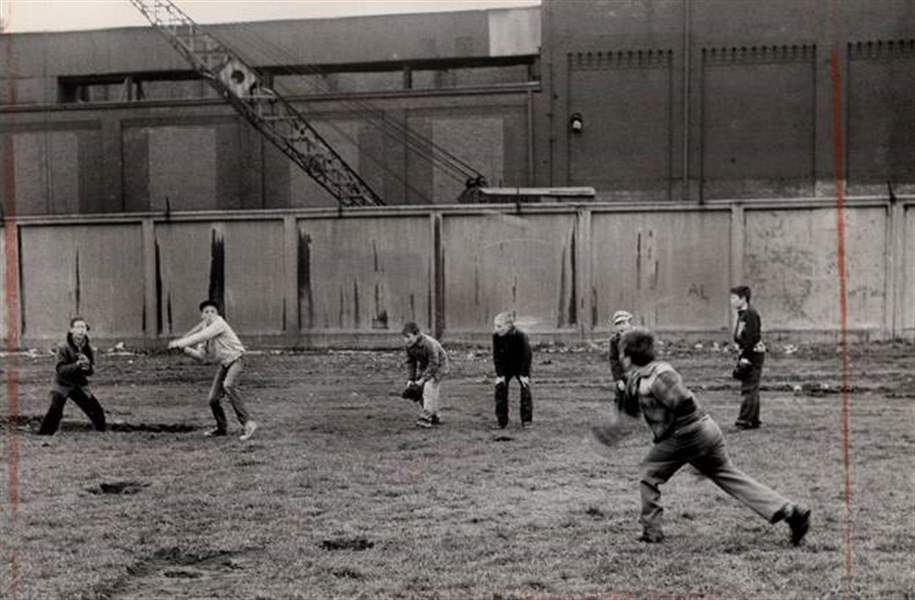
[429,414,442,426]
[239,421,258,441]
[203,428,227,437]
[415,416,433,429]
[787,506,811,546]
[637,531,665,543]
[521,421,532,429]
[734,420,751,430]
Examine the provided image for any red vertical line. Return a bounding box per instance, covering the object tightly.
[3,20,20,600]
[829,46,854,593]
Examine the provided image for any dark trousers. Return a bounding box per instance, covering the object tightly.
[208,359,249,432]
[38,388,107,435]
[494,376,532,428]
[640,416,790,537]
[737,355,764,426]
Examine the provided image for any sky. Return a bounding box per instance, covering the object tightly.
[1,0,540,33]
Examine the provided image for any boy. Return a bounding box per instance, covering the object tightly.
[492,312,533,429]
[38,317,107,435]
[730,285,765,429]
[605,327,810,546]
[608,310,634,408]
[401,321,448,428]
[168,300,258,441]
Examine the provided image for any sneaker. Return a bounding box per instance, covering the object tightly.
[239,421,258,441]
[734,420,752,430]
[204,428,227,437]
[787,506,811,546]
[415,416,433,429]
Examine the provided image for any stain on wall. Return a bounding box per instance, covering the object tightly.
[442,211,576,332]
[744,207,887,330]
[18,224,144,338]
[591,210,731,331]
[297,216,432,332]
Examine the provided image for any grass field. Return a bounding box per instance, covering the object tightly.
[1,339,913,599]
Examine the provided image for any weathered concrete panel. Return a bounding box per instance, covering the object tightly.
[591,210,731,331]
[903,206,915,331]
[442,212,577,332]
[297,217,433,332]
[19,224,144,340]
[153,220,286,337]
[744,208,887,331]
[147,126,217,211]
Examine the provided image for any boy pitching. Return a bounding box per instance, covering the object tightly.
[168,300,258,441]
[605,327,810,546]
[402,321,448,428]
[492,312,533,429]
[37,317,107,435]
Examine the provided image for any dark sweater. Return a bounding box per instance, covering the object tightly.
[53,333,95,392]
[734,305,763,361]
[492,327,532,377]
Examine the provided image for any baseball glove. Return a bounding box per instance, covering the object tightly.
[401,381,425,403]
[590,422,629,448]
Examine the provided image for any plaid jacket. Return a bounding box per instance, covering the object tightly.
[405,333,448,383]
[622,361,703,443]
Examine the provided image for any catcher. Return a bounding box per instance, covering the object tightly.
[595,327,811,546]
[37,317,107,435]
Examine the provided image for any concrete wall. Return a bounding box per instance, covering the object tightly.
[539,0,915,200]
[2,197,912,348]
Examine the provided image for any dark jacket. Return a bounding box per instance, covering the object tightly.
[405,333,448,382]
[734,305,763,362]
[492,327,532,377]
[53,333,95,393]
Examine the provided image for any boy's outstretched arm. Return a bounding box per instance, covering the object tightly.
[169,319,226,349]
[182,345,205,361]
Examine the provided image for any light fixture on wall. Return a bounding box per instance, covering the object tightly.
[569,112,584,134]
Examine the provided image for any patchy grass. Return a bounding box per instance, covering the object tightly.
[1,341,913,599]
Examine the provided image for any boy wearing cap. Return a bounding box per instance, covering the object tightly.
[492,312,533,429]
[609,310,634,408]
[402,321,448,428]
[38,317,107,435]
[168,300,258,441]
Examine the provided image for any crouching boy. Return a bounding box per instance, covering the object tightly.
[38,317,107,435]
[168,300,258,441]
[492,312,533,429]
[402,321,448,428]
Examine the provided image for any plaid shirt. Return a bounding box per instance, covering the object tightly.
[624,361,703,443]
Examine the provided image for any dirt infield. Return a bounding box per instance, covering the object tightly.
[1,340,913,599]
